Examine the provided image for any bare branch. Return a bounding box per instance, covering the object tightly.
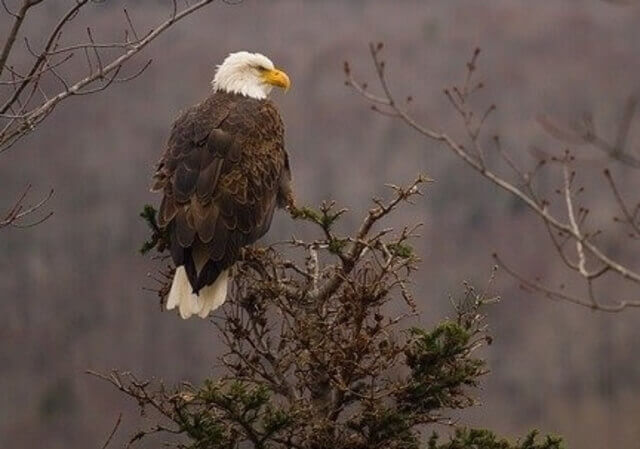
[494,253,640,312]
[605,168,640,237]
[537,97,640,169]
[1,0,89,116]
[1,0,218,153]
[0,0,38,79]
[346,44,640,311]
[100,414,123,449]
[0,184,53,229]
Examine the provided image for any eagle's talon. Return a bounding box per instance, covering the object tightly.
[284,192,297,212]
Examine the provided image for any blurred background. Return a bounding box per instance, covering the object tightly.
[1,1,640,447]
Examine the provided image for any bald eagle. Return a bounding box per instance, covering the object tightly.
[151,51,293,319]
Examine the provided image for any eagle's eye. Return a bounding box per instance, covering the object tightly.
[255,65,269,72]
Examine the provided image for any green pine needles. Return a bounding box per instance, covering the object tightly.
[102,176,563,449]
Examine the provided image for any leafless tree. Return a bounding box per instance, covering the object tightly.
[345,43,640,312]
[0,0,225,229]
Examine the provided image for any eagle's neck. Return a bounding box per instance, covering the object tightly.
[213,86,267,100]
[211,75,271,100]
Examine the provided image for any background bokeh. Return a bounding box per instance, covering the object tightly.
[1,1,640,447]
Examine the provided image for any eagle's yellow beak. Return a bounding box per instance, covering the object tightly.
[262,68,290,92]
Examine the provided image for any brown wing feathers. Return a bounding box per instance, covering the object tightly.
[153,92,289,294]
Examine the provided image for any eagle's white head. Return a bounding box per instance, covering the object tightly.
[212,51,290,100]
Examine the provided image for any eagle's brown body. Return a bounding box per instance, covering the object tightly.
[152,91,292,296]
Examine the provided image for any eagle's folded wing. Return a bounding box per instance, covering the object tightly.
[152,96,287,293]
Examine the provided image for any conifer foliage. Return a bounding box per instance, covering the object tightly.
[97,175,563,449]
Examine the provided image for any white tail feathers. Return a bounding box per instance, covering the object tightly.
[166,266,229,319]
